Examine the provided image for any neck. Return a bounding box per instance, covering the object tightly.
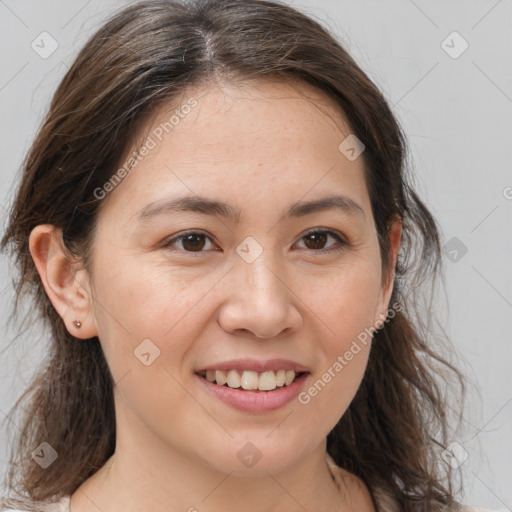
[71,433,350,512]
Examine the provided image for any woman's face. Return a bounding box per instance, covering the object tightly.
[83,79,400,475]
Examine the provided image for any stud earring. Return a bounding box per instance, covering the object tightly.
[73,320,82,329]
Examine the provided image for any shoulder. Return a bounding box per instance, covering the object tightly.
[462,508,502,512]
[325,453,497,512]
[326,454,384,510]
[336,466,376,509]
[0,495,71,512]
[371,486,497,512]
[370,486,496,512]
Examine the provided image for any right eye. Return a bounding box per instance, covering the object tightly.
[161,231,218,254]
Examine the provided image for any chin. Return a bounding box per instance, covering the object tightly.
[198,435,312,476]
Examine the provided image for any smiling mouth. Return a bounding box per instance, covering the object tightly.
[196,369,307,392]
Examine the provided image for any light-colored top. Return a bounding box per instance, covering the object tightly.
[0,455,493,511]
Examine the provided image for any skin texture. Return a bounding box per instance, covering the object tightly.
[29,78,401,512]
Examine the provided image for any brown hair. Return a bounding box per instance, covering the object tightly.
[1,0,466,510]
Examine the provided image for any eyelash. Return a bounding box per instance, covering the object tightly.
[161,229,348,256]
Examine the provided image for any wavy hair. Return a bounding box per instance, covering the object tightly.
[1,1,466,510]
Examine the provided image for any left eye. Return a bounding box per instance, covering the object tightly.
[162,229,346,254]
[295,229,347,253]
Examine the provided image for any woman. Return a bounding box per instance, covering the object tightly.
[0,0,487,511]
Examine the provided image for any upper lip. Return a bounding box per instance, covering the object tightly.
[196,358,310,373]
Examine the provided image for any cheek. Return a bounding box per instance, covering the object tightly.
[300,259,382,342]
[88,260,210,435]
[279,347,370,466]
[298,334,371,436]
[293,261,379,422]
[91,253,213,338]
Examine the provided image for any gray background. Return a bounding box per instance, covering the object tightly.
[0,1,510,510]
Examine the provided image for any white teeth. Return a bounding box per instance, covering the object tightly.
[284,370,295,386]
[258,371,277,391]
[202,369,301,391]
[241,370,259,390]
[215,370,227,386]
[226,369,241,389]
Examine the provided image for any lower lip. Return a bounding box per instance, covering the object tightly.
[196,373,309,413]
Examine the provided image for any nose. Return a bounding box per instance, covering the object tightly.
[217,251,302,339]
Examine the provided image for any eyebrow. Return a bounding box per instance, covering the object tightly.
[137,194,366,223]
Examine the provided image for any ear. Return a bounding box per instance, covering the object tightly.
[29,224,98,339]
[373,215,402,328]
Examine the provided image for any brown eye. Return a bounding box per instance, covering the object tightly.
[180,233,207,251]
[296,229,347,253]
[162,231,215,253]
[162,229,347,255]
[303,231,328,250]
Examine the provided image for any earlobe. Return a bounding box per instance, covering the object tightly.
[28,224,98,339]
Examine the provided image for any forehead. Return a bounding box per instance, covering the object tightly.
[99,78,371,224]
